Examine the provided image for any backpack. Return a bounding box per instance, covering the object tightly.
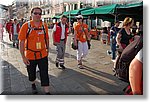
[115,35,143,82]
[123,84,133,95]
[26,21,48,59]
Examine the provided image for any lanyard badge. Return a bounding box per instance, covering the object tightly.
[36,42,41,49]
[83,34,86,39]
[36,34,42,49]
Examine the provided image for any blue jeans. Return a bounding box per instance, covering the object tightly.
[110,39,116,60]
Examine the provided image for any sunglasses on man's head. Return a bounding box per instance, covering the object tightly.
[33,12,42,15]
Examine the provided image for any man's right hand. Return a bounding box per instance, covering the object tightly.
[74,40,77,47]
[22,56,30,66]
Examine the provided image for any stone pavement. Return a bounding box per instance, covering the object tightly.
[0,29,128,95]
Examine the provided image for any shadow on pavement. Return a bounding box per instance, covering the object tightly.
[1,59,44,95]
[35,65,128,95]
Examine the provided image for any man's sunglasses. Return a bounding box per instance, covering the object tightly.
[33,12,42,15]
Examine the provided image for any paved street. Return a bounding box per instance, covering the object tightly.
[0,29,128,95]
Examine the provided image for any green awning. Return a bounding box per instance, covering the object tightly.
[52,15,61,19]
[63,11,69,15]
[62,7,93,15]
[70,9,79,15]
[116,1,143,18]
[81,9,95,15]
[95,4,118,14]
[81,4,118,15]
[117,1,143,8]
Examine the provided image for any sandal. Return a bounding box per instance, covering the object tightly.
[78,60,84,69]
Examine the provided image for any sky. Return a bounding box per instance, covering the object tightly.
[0,0,14,6]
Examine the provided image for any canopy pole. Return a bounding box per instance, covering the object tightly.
[115,14,117,23]
[69,4,71,33]
[68,3,72,59]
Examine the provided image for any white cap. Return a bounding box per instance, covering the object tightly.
[76,15,83,19]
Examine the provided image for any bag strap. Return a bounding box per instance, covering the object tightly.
[81,25,89,41]
[26,21,48,50]
[42,22,48,49]
[26,21,32,50]
[26,21,32,38]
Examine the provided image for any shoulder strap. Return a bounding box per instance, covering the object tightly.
[26,21,32,38]
[42,22,48,49]
[26,21,32,50]
[81,24,89,40]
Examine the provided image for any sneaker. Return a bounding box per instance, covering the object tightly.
[78,64,84,69]
[32,84,38,94]
[60,65,66,69]
[111,59,116,63]
[13,43,15,47]
[56,62,59,67]
[107,50,111,55]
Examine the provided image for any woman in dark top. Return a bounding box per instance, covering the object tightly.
[116,17,134,51]
[113,17,134,73]
[118,28,133,49]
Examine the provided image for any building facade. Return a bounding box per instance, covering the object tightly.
[4,0,143,22]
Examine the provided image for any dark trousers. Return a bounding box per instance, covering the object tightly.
[26,56,49,86]
[110,39,116,60]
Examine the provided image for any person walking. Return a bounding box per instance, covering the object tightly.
[6,19,13,41]
[114,17,134,73]
[74,15,90,69]
[19,18,25,28]
[109,20,121,61]
[101,27,108,44]
[52,15,69,69]
[10,19,20,48]
[18,7,50,95]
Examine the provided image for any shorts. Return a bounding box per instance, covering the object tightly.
[26,56,49,86]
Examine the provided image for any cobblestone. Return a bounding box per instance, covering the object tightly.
[0,29,128,95]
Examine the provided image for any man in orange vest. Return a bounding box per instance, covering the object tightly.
[52,15,69,69]
[18,7,50,95]
[74,15,90,69]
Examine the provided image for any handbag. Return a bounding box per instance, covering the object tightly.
[71,39,79,50]
[71,41,78,50]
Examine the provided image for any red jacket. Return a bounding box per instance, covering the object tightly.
[53,22,68,43]
[6,22,12,33]
[10,23,20,35]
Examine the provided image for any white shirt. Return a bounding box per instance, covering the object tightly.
[53,22,65,39]
[13,24,18,35]
[135,48,143,63]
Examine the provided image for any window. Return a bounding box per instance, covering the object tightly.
[74,4,77,10]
